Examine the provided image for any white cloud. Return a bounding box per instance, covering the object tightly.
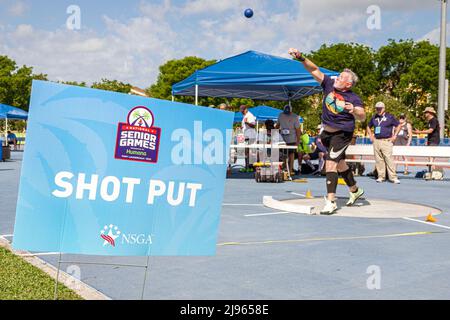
[180,0,240,15]
[0,0,437,90]
[300,0,438,12]
[0,1,179,88]
[418,24,450,44]
[8,1,29,16]
[13,24,33,38]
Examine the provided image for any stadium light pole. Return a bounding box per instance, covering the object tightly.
[438,0,447,138]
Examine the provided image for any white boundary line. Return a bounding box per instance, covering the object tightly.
[403,217,450,230]
[245,211,290,217]
[290,192,306,197]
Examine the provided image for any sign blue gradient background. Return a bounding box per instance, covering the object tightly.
[12,81,234,256]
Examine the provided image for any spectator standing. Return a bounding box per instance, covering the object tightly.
[394,114,413,175]
[277,105,301,175]
[367,102,401,184]
[240,105,257,172]
[413,107,441,172]
[413,107,440,146]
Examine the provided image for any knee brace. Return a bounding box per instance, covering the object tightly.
[326,172,339,194]
[340,168,356,188]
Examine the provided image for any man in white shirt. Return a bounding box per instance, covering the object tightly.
[240,105,257,172]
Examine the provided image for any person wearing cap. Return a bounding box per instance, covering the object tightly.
[413,107,440,146]
[367,102,401,184]
[276,105,301,175]
[288,48,366,215]
[413,107,441,172]
[240,105,257,172]
[394,114,413,175]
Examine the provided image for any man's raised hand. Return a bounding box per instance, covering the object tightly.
[288,48,302,60]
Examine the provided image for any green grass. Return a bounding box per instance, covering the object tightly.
[0,247,83,300]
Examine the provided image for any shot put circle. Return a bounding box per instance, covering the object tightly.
[263,197,442,218]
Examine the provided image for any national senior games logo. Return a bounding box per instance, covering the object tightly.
[114,106,161,163]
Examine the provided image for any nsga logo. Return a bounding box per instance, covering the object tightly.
[100,224,121,247]
[114,106,161,163]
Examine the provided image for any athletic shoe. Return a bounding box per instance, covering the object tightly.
[320,197,338,215]
[376,178,384,183]
[346,187,364,206]
[391,179,400,184]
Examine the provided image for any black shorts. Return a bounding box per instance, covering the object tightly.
[320,130,353,163]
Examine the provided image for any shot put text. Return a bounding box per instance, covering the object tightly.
[52,172,202,207]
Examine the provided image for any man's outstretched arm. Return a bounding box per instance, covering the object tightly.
[288,48,325,84]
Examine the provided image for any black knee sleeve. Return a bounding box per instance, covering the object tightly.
[340,168,356,188]
[326,172,339,194]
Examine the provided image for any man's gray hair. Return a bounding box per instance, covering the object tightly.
[343,68,359,86]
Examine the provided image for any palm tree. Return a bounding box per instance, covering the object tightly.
[130,110,151,127]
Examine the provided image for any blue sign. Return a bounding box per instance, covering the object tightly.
[12,81,234,256]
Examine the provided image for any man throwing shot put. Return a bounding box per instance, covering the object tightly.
[288,48,366,214]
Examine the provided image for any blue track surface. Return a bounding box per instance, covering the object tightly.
[2,152,450,299]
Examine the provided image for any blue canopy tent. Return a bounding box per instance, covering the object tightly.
[0,104,28,120]
[0,104,28,141]
[233,105,303,123]
[171,50,339,104]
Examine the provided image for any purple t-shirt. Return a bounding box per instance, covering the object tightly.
[368,112,399,139]
[321,75,363,132]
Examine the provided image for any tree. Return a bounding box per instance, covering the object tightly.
[307,43,378,98]
[0,55,47,111]
[61,81,87,87]
[92,79,132,93]
[149,56,216,104]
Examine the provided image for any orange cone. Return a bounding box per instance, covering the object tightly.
[305,190,313,199]
[426,214,437,223]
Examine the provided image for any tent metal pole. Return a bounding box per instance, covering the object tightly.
[195,85,199,106]
[5,116,8,140]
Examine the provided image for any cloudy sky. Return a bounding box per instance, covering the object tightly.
[0,0,446,88]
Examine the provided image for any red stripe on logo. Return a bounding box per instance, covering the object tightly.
[101,234,115,247]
